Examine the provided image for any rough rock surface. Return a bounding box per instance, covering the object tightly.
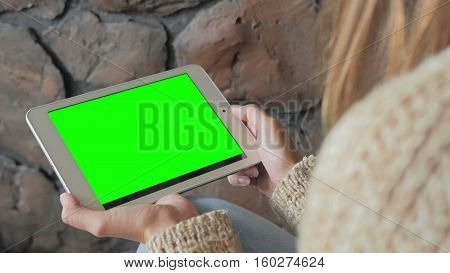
[90,0,210,16]
[0,158,65,252]
[46,10,167,89]
[174,0,321,109]
[0,23,65,170]
[0,155,135,252]
[0,0,325,253]
[0,0,66,19]
[0,155,64,252]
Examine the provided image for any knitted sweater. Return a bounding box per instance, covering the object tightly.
[146,47,450,253]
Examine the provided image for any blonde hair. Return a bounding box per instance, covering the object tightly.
[321,0,450,130]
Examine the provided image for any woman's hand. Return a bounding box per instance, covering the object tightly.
[60,193,198,243]
[228,104,300,197]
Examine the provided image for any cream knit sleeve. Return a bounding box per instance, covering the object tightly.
[145,210,242,253]
[270,155,315,232]
[144,155,315,252]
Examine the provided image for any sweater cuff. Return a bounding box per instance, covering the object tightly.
[145,210,242,253]
[270,155,315,232]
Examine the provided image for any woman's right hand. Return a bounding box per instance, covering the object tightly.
[60,193,198,243]
[227,104,300,197]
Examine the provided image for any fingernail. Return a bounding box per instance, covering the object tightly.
[238,177,250,186]
[60,193,70,206]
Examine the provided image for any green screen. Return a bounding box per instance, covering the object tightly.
[49,74,243,208]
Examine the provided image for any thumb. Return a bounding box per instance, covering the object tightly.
[60,192,79,209]
[60,193,107,235]
[60,192,84,226]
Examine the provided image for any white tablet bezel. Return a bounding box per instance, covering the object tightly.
[26,65,260,210]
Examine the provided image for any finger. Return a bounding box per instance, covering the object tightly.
[231,167,258,178]
[243,166,259,178]
[231,104,276,143]
[228,170,243,177]
[156,194,195,214]
[156,194,198,221]
[230,104,258,137]
[60,193,109,236]
[227,174,251,186]
[156,194,185,206]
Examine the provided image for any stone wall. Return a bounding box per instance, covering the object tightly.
[0,0,324,252]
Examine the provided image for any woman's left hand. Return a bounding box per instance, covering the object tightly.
[59,193,198,243]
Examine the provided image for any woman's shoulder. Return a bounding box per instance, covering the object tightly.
[333,46,450,143]
[320,46,450,168]
[320,46,450,171]
[299,47,450,252]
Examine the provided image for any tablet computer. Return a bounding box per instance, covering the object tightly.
[26,65,260,210]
